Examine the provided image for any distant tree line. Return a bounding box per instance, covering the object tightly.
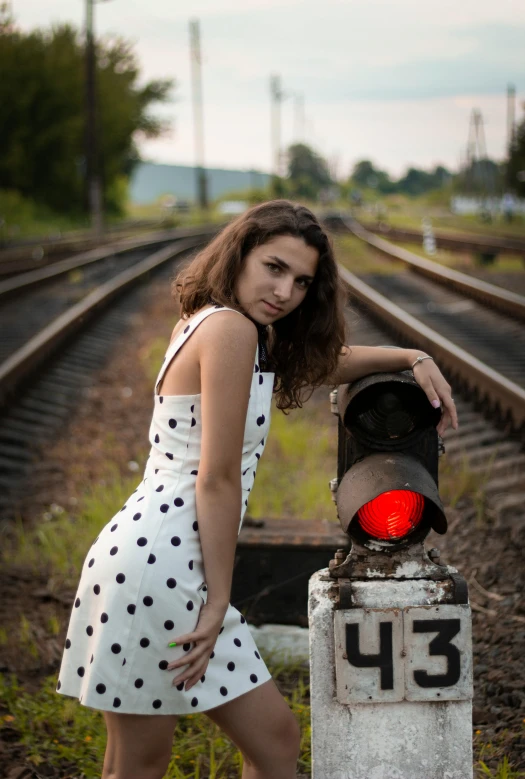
[0,5,172,216]
[349,159,453,197]
[278,146,456,201]
[278,144,519,204]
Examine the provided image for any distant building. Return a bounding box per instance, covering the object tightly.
[130,162,270,204]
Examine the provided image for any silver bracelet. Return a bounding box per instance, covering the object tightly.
[411,355,434,370]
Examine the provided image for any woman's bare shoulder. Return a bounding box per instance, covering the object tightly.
[195,309,258,354]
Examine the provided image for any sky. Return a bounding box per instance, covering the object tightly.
[13,0,525,178]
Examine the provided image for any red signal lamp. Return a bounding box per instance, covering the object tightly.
[356,489,425,541]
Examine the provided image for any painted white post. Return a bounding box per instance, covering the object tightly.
[309,567,473,779]
[422,217,437,255]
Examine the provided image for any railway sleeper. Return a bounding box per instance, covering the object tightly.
[441,428,506,455]
[450,441,519,465]
[468,454,525,476]
[20,397,70,417]
[484,471,525,495]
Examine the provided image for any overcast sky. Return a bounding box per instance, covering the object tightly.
[14,0,525,178]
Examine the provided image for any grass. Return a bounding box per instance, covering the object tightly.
[2,466,141,591]
[0,189,90,242]
[139,336,173,384]
[126,199,225,228]
[476,741,525,779]
[248,400,337,521]
[0,661,311,778]
[333,234,406,275]
[439,453,492,526]
[0,187,224,244]
[391,240,525,274]
[354,196,525,239]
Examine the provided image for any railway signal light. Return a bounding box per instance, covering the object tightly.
[309,367,472,779]
[332,370,447,550]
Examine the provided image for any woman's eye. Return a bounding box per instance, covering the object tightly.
[266,263,280,273]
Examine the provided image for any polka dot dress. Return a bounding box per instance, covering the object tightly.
[56,306,273,714]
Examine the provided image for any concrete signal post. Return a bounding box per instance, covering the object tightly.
[309,371,473,779]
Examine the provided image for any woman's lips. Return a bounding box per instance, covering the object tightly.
[262,300,282,314]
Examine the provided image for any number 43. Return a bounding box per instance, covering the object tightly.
[334,605,473,704]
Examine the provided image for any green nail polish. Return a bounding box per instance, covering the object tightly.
[168,641,177,648]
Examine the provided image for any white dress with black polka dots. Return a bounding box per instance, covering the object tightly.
[56,306,273,714]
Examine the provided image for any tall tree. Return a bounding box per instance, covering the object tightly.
[286,143,332,199]
[0,16,173,214]
[350,160,396,194]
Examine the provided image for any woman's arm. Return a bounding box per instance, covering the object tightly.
[327,345,458,436]
[195,312,259,610]
[166,312,258,691]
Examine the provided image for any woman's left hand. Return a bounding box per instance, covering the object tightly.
[410,354,458,437]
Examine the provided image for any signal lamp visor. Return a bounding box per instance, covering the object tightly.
[357,489,424,540]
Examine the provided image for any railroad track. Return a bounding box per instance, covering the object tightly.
[356,219,525,259]
[0,228,217,514]
[324,214,525,429]
[0,225,218,404]
[0,220,158,277]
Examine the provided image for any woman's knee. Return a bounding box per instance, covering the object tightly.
[102,712,178,778]
[277,711,301,761]
[245,709,301,766]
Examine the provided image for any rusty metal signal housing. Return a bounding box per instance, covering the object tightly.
[335,370,447,549]
[336,452,446,547]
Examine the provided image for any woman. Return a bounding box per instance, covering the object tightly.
[56,200,457,779]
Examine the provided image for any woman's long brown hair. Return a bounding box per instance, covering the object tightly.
[173,200,347,411]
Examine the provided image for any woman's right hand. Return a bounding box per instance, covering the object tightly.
[167,602,228,691]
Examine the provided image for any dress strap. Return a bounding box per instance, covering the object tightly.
[154,306,244,395]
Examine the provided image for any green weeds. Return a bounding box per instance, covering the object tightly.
[0,662,311,778]
[439,453,491,525]
[140,335,171,384]
[394,241,524,274]
[477,756,525,778]
[248,401,337,520]
[333,234,406,275]
[2,466,140,590]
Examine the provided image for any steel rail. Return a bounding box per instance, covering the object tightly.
[333,215,525,324]
[0,220,157,267]
[337,263,525,434]
[0,225,218,299]
[356,220,525,256]
[0,237,204,405]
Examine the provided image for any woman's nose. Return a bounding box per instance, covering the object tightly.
[275,278,294,301]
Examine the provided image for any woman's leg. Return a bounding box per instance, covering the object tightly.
[205,679,301,779]
[101,711,178,779]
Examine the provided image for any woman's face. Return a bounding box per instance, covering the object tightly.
[234,235,319,324]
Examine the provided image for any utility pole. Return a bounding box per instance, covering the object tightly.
[466,109,489,193]
[506,84,516,191]
[85,0,105,237]
[507,84,516,155]
[293,93,305,143]
[270,74,283,179]
[189,19,208,210]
